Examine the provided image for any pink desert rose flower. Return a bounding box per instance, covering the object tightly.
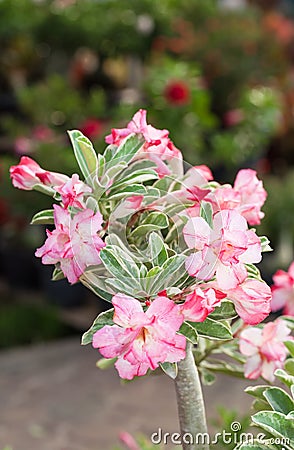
[206,185,241,213]
[226,278,271,325]
[181,287,222,322]
[271,262,294,316]
[55,174,92,209]
[105,109,182,166]
[10,156,68,191]
[35,205,105,284]
[233,169,267,226]
[92,294,186,380]
[183,209,262,290]
[239,320,292,382]
[183,165,214,188]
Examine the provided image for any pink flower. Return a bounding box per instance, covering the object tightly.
[105,109,182,165]
[181,165,213,191]
[206,185,241,213]
[239,320,292,382]
[10,156,68,191]
[119,432,140,450]
[181,287,222,322]
[227,279,271,325]
[35,205,105,284]
[271,262,294,316]
[233,169,267,226]
[92,294,186,380]
[55,174,92,209]
[183,209,262,290]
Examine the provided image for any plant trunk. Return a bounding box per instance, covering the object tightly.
[174,342,209,450]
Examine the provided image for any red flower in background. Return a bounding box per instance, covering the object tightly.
[164,80,190,105]
[79,118,104,140]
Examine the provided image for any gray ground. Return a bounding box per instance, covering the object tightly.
[0,337,254,450]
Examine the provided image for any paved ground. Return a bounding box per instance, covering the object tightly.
[0,337,254,450]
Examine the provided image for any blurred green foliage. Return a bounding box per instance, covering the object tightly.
[0,302,75,348]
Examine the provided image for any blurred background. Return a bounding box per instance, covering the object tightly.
[1,0,294,448]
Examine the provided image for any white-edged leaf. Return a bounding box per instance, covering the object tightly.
[188,318,233,341]
[81,309,114,345]
[31,209,54,225]
[263,387,294,415]
[159,362,178,379]
[107,134,144,167]
[68,130,98,182]
[149,232,168,267]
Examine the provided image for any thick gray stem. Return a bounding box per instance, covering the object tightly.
[174,342,209,450]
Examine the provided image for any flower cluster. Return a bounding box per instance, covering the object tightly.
[9,109,286,383]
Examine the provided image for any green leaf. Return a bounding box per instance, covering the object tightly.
[96,357,117,370]
[97,153,105,177]
[201,359,244,377]
[260,235,273,252]
[105,278,144,298]
[210,301,237,320]
[106,184,146,201]
[68,130,98,181]
[285,359,294,376]
[245,264,262,280]
[200,367,216,386]
[178,321,198,344]
[31,209,54,225]
[52,267,65,281]
[245,385,271,400]
[109,169,158,192]
[99,246,141,288]
[142,212,169,228]
[108,134,143,167]
[285,341,294,358]
[129,224,167,240]
[251,411,294,445]
[79,267,113,302]
[280,316,294,330]
[200,201,213,228]
[252,398,272,413]
[34,184,56,196]
[189,318,233,341]
[263,387,294,415]
[274,368,294,388]
[100,162,128,188]
[81,309,114,345]
[149,254,186,294]
[149,232,168,267]
[159,362,178,379]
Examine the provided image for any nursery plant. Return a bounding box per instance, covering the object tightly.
[10,110,294,450]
